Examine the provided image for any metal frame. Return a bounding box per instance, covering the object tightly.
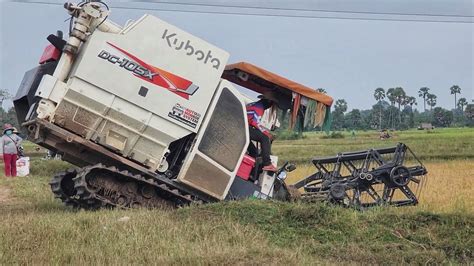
[292,143,427,209]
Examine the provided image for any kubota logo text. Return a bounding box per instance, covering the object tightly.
[98,42,199,100]
[162,29,221,70]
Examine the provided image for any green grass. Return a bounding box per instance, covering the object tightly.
[0,175,472,264]
[1,128,473,264]
[273,127,474,163]
[0,175,312,265]
[190,201,473,264]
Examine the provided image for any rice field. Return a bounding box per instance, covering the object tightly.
[0,127,473,264]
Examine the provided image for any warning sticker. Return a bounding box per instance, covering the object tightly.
[168,103,201,128]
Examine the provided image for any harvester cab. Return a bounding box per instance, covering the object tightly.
[13,1,427,210]
[220,63,334,199]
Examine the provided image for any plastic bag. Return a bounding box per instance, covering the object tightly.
[16,157,30,177]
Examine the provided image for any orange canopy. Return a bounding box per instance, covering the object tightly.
[222,62,333,107]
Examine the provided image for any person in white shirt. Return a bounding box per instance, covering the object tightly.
[0,124,23,177]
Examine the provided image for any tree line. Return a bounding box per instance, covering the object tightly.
[330,85,472,131]
[0,86,472,135]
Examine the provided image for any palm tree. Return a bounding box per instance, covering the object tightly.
[450,85,461,109]
[404,96,417,128]
[393,87,406,124]
[386,88,396,105]
[405,96,417,109]
[373,88,385,102]
[394,87,406,111]
[418,87,430,112]
[334,99,348,113]
[373,88,385,129]
[457,97,468,112]
[317,88,327,94]
[386,88,396,128]
[426,93,437,111]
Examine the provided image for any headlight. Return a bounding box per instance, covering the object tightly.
[277,171,287,180]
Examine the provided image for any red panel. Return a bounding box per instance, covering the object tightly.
[236,155,256,181]
[39,44,61,64]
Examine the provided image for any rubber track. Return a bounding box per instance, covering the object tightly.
[49,168,102,209]
[49,168,83,208]
[72,164,203,209]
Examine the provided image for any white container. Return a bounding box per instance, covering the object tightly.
[16,157,30,177]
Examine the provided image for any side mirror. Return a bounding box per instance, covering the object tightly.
[285,163,297,172]
[276,162,297,177]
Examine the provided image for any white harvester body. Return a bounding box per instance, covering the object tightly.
[34,12,248,200]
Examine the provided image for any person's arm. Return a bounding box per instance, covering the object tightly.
[248,102,272,138]
[14,135,22,147]
[259,127,272,139]
[254,123,272,139]
[0,137,3,157]
[246,104,260,128]
[250,116,272,138]
[248,115,259,128]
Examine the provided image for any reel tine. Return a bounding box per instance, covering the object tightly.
[295,143,427,210]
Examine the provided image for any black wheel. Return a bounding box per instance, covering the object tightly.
[116,195,129,207]
[329,184,346,201]
[140,186,155,199]
[390,166,411,187]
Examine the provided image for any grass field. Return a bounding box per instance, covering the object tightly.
[273,127,474,163]
[0,128,473,264]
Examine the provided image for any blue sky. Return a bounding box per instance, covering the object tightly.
[1,0,472,110]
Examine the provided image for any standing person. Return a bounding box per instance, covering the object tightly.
[246,94,278,172]
[0,124,23,177]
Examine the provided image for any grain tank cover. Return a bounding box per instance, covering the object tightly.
[36,14,230,170]
[70,14,230,132]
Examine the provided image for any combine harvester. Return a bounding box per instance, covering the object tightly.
[13,1,427,210]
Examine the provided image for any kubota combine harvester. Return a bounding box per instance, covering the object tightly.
[13,1,427,210]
